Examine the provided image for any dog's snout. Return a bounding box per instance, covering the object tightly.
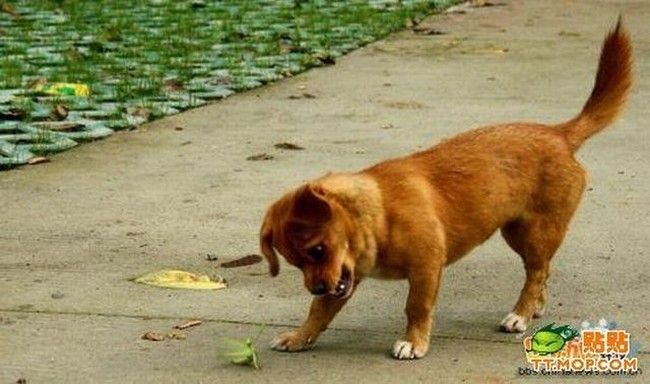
[310,280,328,295]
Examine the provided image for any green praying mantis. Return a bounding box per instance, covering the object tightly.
[222,325,266,369]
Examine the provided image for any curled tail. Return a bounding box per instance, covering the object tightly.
[559,17,633,151]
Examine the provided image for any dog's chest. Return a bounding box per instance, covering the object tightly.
[368,264,407,280]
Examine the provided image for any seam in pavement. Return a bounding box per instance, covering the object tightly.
[1,308,647,354]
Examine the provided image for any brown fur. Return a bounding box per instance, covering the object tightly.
[260,20,632,359]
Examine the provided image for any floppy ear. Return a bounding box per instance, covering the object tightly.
[260,208,279,277]
[292,184,332,224]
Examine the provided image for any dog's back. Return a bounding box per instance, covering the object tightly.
[364,19,632,263]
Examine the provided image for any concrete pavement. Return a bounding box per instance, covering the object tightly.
[1,1,648,382]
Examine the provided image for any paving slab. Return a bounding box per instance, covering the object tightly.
[1,0,648,382]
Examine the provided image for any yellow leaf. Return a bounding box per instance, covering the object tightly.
[44,83,91,97]
[133,270,227,290]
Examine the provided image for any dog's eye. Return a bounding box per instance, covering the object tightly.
[306,243,327,262]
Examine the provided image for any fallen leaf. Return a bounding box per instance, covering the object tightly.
[28,77,47,90]
[381,123,396,129]
[163,78,185,92]
[288,92,316,100]
[142,331,165,341]
[313,52,335,65]
[246,153,274,161]
[412,26,445,35]
[133,270,227,290]
[50,104,69,121]
[174,320,203,330]
[274,142,304,150]
[45,83,90,97]
[167,331,187,340]
[174,126,184,131]
[220,254,263,268]
[129,106,152,119]
[0,2,18,17]
[28,157,50,165]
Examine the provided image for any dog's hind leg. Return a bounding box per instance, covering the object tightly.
[499,163,586,332]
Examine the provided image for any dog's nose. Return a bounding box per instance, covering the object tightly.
[310,281,327,295]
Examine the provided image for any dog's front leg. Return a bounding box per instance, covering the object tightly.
[271,294,350,352]
[393,264,443,360]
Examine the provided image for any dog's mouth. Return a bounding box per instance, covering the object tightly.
[333,265,353,299]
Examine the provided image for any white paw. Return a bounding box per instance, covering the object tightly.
[270,331,313,352]
[270,336,290,351]
[392,340,425,360]
[500,312,528,333]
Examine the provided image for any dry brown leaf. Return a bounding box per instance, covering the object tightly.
[52,104,69,120]
[130,106,152,119]
[167,331,187,340]
[412,26,445,35]
[173,320,203,330]
[141,331,165,341]
[246,153,274,161]
[220,254,263,268]
[28,157,50,165]
[27,77,47,90]
[274,142,304,150]
[163,78,184,92]
[0,2,18,17]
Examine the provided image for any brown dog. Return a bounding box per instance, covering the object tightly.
[259,20,632,359]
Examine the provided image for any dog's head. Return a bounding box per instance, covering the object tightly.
[260,183,356,299]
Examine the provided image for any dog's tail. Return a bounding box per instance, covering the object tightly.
[558,17,632,152]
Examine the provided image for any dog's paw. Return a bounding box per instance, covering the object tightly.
[392,340,428,360]
[270,331,314,352]
[500,312,528,333]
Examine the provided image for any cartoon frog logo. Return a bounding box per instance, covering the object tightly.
[528,323,580,355]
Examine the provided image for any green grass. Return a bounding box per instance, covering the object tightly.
[0,0,459,166]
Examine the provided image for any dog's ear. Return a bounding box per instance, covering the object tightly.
[260,207,279,277]
[291,183,332,224]
[286,184,332,243]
